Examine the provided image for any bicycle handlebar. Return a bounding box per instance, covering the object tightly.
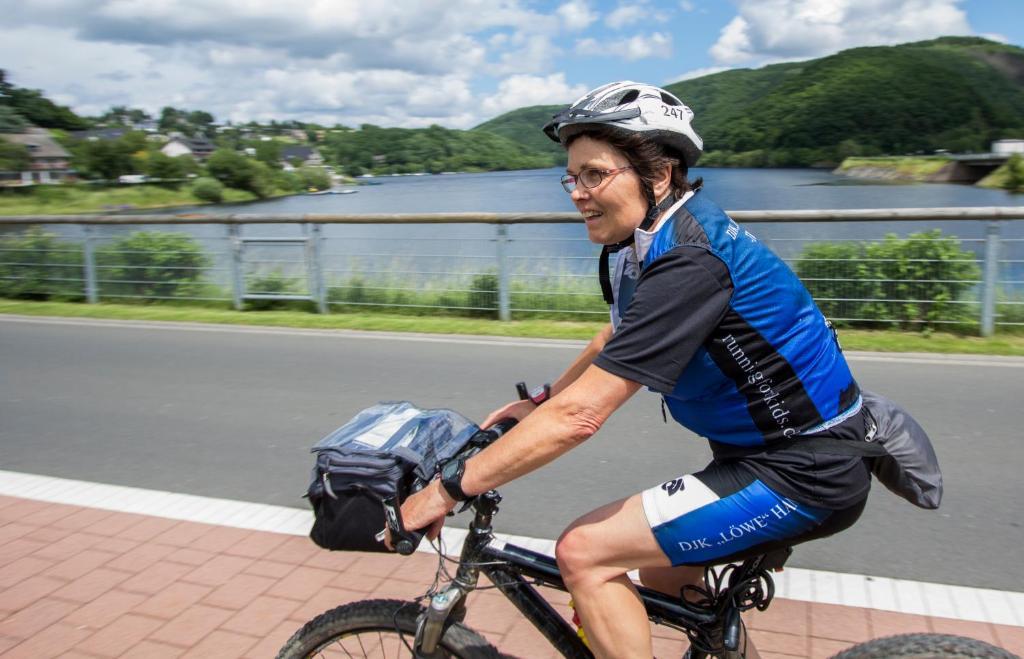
[384,417,519,555]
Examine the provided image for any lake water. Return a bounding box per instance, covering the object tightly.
[201,166,1024,214]
[182,166,1023,264]
[16,167,1024,305]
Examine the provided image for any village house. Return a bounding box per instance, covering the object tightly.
[71,127,130,141]
[280,145,325,169]
[160,135,215,161]
[0,127,73,185]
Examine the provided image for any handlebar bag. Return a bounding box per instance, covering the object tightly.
[306,401,479,552]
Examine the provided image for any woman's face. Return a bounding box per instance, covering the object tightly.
[566,136,648,245]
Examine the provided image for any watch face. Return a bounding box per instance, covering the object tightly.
[442,460,459,480]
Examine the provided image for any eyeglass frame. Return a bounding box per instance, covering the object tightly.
[560,166,634,194]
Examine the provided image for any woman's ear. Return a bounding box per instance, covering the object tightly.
[653,163,673,201]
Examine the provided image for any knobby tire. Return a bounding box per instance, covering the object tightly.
[832,633,1018,659]
[275,598,500,659]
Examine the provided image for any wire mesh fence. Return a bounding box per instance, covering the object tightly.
[1,210,1022,333]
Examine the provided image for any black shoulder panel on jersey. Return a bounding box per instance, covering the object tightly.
[667,206,712,251]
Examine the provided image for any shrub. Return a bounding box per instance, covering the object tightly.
[96,230,209,300]
[206,149,274,198]
[796,230,980,330]
[467,273,499,317]
[297,167,331,191]
[0,227,84,300]
[1005,153,1024,193]
[191,176,224,203]
[245,269,306,310]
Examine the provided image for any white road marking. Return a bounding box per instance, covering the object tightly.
[0,469,1020,627]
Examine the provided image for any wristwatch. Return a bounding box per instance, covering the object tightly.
[440,456,470,502]
[516,381,551,406]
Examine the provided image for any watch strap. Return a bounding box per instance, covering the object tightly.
[440,457,469,502]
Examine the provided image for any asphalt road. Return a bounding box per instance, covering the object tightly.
[2,315,1022,590]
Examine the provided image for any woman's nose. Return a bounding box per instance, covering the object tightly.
[570,186,588,202]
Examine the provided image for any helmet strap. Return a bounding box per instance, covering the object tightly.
[598,188,678,305]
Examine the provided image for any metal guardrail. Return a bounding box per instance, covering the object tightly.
[2,208,1023,335]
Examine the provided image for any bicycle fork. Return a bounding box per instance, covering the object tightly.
[415,585,467,655]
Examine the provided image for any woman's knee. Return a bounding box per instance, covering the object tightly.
[555,523,596,586]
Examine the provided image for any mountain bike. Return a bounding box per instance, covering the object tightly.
[277,420,1015,659]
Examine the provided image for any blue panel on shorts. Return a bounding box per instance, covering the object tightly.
[651,479,830,565]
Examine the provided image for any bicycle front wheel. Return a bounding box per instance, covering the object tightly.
[275,598,501,659]
[831,633,1016,659]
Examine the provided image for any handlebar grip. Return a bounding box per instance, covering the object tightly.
[488,417,518,438]
[382,496,424,556]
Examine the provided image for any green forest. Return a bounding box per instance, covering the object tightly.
[322,124,557,176]
[482,37,1024,168]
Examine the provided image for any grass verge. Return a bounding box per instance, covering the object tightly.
[0,184,288,215]
[1,299,1023,355]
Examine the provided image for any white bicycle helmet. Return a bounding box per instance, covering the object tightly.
[543,81,703,168]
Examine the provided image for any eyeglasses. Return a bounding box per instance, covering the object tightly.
[560,166,633,193]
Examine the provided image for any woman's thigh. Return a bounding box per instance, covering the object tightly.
[556,494,673,577]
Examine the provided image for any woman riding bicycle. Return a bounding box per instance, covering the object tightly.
[395,81,873,659]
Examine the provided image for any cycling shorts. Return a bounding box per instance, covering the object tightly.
[641,460,867,566]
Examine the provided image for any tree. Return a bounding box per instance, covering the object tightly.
[0,140,30,171]
[206,148,274,197]
[254,140,282,169]
[70,130,148,180]
[205,149,252,189]
[0,70,87,130]
[145,151,186,180]
[0,106,27,133]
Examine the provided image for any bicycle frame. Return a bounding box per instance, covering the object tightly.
[414,487,772,659]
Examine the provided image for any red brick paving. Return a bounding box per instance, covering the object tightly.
[0,494,1021,658]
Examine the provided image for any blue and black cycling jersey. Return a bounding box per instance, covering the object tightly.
[594,190,872,509]
[597,191,861,448]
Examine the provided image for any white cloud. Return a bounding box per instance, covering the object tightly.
[480,73,587,118]
[606,5,646,30]
[1,1,583,128]
[493,33,562,75]
[557,0,598,30]
[666,66,730,84]
[623,32,673,61]
[980,32,1008,44]
[576,32,671,60]
[680,0,696,10]
[574,37,600,54]
[709,0,971,65]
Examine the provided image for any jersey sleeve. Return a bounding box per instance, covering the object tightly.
[594,245,733,393]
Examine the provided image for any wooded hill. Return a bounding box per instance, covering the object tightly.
[475,37,1024,167]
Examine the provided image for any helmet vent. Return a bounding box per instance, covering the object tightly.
[660,92,682,106]
[618,89,640,105]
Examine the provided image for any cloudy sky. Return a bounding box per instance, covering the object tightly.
[3,0,1022,129]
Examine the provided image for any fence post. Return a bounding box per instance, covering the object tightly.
[308,223,328,314]
[496,224,511,321]
[228,224,244,311]
[83,225,99,303]
[980,221,1001,337]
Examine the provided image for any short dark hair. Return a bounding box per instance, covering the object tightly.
[564,125,701,199]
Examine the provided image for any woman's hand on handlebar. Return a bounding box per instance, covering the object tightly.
[481,399,537,429]
[383,479,452,552]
